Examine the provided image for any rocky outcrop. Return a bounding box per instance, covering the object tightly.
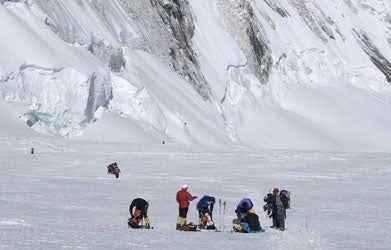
[150,0,210,100]
[218,0,272,84]
[263,0,290,18]
[353,29,391,82]
[288,0,335,42]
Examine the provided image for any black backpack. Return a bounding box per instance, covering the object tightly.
[280,190,291,209]
[263,193,273,204]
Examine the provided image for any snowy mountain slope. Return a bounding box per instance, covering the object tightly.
[190,0,391,150]
[81,50,230,145]
[0,2,112,138]
[0,0,391,151]
[0,100,40,138]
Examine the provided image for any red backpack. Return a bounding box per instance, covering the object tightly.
[130,209,142,225]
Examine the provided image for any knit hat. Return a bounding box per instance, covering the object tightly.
[182,184,188,189]
[273,188,279,193]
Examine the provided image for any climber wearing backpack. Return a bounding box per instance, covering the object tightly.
[266,188,290,231]
[196,195,215,220]
[128,198,151,229]
[234,198,253,221]
[107,162,121,178]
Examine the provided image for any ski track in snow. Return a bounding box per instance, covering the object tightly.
[1,137,390,249]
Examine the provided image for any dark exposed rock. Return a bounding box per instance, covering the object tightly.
[353,29,391,82]
[243,1,272,83]
[150,0,210,100]
[263,0,290,18]
[217,0,272,85]
[288,0,329,42]
[321,26,335,40]
[247,23,271,81]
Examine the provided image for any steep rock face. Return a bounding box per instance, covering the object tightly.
[218,0,272,84]
[29,0,210,99]
[353,29,391,82]
[288,0,337,42]
[347,1,391,83]
[263,0,290,18]
[150,0,210,99]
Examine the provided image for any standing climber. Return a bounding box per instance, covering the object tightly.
[176,184,197,230]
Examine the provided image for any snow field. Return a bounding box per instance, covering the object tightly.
[1,137,390,249]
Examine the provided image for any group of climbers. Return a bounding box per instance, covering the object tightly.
[173,185,289,233]
[231,188,290,233]
[105,162,289,232]
[176,185,217,231]
[125,183,290,233]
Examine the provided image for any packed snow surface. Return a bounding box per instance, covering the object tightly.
[1,113,390,249]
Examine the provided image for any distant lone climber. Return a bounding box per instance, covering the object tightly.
[107,162,121,178]
[31,147,34,154]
